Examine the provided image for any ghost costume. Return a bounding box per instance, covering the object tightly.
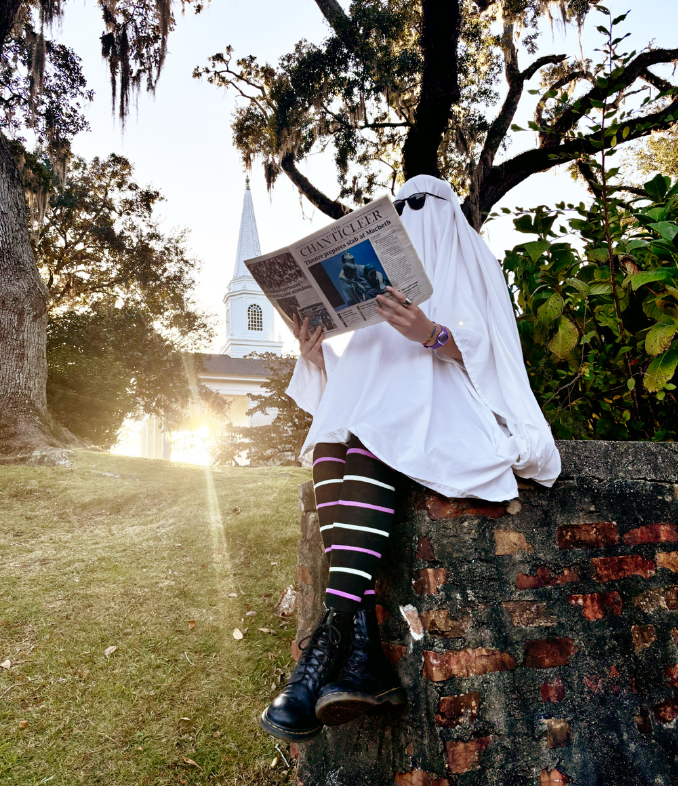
[286,175,561,502]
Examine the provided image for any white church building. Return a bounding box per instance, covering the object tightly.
[136,179,285,462]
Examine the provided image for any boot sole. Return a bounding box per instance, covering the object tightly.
[259,707,323,743]
[315,687,407,726]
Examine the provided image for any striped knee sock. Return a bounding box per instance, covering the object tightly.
[312,442,348,552]
[325,436,396,613]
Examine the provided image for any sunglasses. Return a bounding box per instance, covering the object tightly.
[393,191,449,216]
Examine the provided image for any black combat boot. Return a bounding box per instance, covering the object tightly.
[259,607,353,742]
[314,607,407,726]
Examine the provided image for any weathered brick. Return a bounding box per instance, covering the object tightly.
[633,586,678,613]
[382,642,407,668]
[401,604,425,638]
[395,769,450,786]
[631,624,657,652]
[656,551,678,572]
[503,601,557,627]
[623,523,678,545]
[416,535,436,562]
[291,640,301,662]
[446,737,495,774]
[289,743,299,760]
[494,529,534,555]
[567,592,622,620]
[516,566,580,589]
[540,769,570,785]
[591,555,655,581]
[673,628,678,644]
[558,522,618,550]
[524,637,578,668]
[665,664,678,687]
[375,604,390,625]
[654,699,678,724]
[413,568,448,595]
[546,718,572,748]
[636,706,653,735]
[435,691,481,728]
[423,648,517,680]
[423,493,506,521]
[541,677,566,703]
[420,609,471,638]
[296,565,313,585]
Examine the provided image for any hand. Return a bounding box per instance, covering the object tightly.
[293,314,326,371]
[375,287,437,344]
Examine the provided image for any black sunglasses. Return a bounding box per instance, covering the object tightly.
[393,191,449,216]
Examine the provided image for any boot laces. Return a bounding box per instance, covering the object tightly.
[288,619,342,689]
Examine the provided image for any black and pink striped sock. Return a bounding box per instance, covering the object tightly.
[312,442,348,552]
[322,435,396,613]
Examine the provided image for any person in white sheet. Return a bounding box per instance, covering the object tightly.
[259,174,561,744]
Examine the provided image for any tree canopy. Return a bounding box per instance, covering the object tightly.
[196,0,678,228]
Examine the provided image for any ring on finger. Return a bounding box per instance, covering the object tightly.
[403,297,413,308]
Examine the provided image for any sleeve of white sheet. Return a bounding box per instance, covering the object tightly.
[285,342,340,416]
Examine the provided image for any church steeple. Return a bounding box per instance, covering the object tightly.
[221,179,283,358]
[232,176,261,280]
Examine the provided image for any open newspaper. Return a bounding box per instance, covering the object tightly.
[244,196,433,336]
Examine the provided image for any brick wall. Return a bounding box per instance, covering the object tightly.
[293,441,678,786]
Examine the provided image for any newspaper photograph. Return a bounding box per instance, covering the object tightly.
[244,195,432,337]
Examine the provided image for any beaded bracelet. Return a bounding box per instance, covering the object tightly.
[422,323,438,347]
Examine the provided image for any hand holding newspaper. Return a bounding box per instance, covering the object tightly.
[244,196,433,336]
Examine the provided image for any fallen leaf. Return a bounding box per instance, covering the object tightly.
[1,659,10,669]
[228,593,237,598]
[232,506,241,514]
[104,646,117,658]
[270,561,278,566]
[188,620,196,630]
[179,717,191,722]
[19,720,29,729]
[270,756,279,769]
[232,628,244,640]
[212,731,221,738]
[182,757,203,771]
[123,628,134,635]
[267,652,275,660]
[245,611,256,617]
[257,628,276,635]
[81,668,90,679]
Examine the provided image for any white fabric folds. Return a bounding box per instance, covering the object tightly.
[286,175,561,501]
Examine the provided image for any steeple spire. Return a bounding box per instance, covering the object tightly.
[233,178,260,279]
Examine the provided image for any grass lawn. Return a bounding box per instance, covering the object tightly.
[0,451,310,786]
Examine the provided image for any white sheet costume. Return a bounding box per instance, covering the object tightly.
[286,175,561,502]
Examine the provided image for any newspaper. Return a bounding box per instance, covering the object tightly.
[244,196,433,336]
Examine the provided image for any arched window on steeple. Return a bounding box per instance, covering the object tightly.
[248,303,263,331]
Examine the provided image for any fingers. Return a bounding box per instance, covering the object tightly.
[375,304,409,328]
[301,324,323,357]
[298,316,311,343]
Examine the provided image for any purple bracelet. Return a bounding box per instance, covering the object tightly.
[424,325,450,350]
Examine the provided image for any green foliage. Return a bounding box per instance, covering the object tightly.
[38,154,213,445]
[212,354,312,466]
[501,173,678,440]
[46,306,194,447]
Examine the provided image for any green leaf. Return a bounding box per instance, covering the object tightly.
[537,292,564,326]
[630,269,675,290]
[644,174,670,202]
[587,248,610,263]
[523,240,549,262]
[648,221,678,243]
[644,350,678,392]
[627,378,635,391]
[514,215,534,234]
[625,239,648,250]
[588,282,613,295]
[645,322,678,356]
[566,277,590,295]
[548,317,579,359]
[582,331,597,344]
[510,124,524,132]
[622,126,630,138]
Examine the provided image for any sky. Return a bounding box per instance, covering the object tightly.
[53,0,677,353]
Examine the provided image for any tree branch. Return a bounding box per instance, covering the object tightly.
[402,0,462,179]
[471,93,678,221]
[639,68,674,93]
[545,48,678,145]
[0,0,23,50]
[280,153,351,219]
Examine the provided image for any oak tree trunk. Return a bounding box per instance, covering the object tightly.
[0,131,58,458]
